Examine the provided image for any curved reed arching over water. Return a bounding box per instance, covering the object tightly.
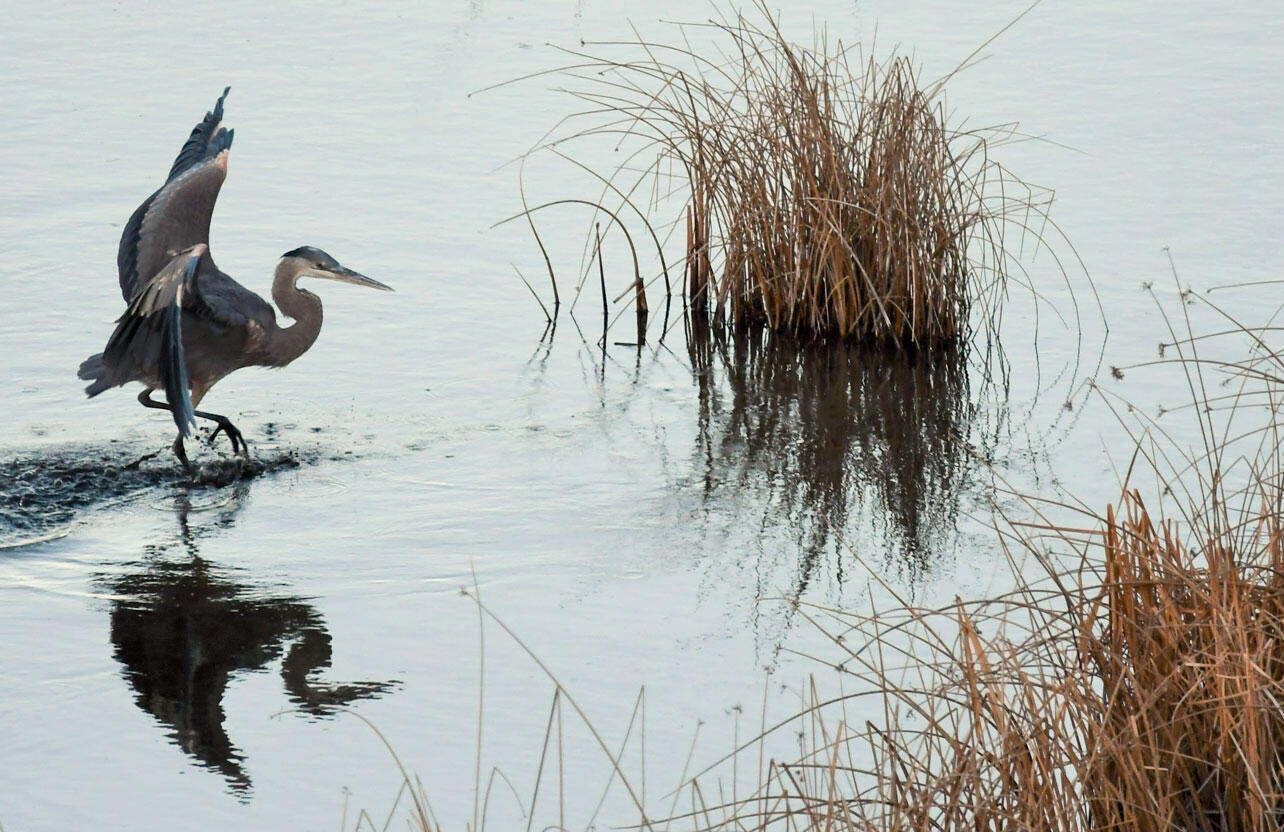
[519,2,1063,347]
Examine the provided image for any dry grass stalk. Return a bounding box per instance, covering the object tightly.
[525,3,1056,346]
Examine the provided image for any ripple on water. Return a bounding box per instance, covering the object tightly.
[0,442,327,548]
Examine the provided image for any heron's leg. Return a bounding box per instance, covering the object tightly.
[172,435,195,478]
[139,390,196,476]
[138,388,171,411]
[194,410,246,457]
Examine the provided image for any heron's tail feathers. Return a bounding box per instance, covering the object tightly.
[77,353,113,397]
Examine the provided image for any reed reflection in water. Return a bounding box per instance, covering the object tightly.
[690,328,982,594]
[102,486,395,795]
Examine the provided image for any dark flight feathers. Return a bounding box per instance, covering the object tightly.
[102,248,205,436]
[167,86,233,182]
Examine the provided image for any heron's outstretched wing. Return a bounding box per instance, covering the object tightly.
[117,88,234,303]
[104,246,208,435]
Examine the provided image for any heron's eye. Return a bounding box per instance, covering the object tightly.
[315,263,324,269]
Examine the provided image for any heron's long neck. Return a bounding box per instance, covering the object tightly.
[266,262,323,367]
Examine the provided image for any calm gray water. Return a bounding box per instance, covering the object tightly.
[2,1,1282,829]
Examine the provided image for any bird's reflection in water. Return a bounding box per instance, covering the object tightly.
[690,327,984,597]
[104,483,395,795]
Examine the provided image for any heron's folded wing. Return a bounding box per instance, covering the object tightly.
[191,270,277,332]
[104,246,207,436]
[117,88,234,303]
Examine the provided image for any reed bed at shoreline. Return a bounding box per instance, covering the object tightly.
[723,485,1284,831]
[660,288,1284,830]
[355,481,1284,830]
[510,3,1067,347]
[350,477,1284,830]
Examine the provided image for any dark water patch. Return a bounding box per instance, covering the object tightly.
[0,442,324,549]
[99,483,398,797]
[106,558,396,795]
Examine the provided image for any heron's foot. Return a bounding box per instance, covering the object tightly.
[172,436,196,479]
[205,422,240,454]
[197,411,246,457]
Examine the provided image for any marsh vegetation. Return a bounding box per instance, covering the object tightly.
[513,3,1071,351]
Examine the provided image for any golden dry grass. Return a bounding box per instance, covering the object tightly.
[674,481,1284,831]
[513,3,1061,346]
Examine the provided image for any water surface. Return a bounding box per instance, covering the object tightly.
[2,1,1283,828]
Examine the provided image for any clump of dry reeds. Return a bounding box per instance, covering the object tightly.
[1088,490,1284,828]
[682,50,977,343]
[679,479,1284,831]
[516,3,1058,346]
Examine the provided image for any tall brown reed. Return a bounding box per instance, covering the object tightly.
[517,3,1057,346]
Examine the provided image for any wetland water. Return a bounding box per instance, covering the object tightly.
[2,1,1283,828]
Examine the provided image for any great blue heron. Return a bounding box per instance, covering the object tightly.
[78,88,392,474]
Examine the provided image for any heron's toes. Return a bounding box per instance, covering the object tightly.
[124,450,162,471]
[204,421,244,455]
[226,425,245,456]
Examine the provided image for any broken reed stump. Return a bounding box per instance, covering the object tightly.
[633,275,648,346]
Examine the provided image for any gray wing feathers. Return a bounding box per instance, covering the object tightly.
[135,156,228,287]
[117,197,151,302]
[103,248,205,436]
[117,88,234,303]
[194,272,276,330]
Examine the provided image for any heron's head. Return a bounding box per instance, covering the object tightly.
[280,246,392,291]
